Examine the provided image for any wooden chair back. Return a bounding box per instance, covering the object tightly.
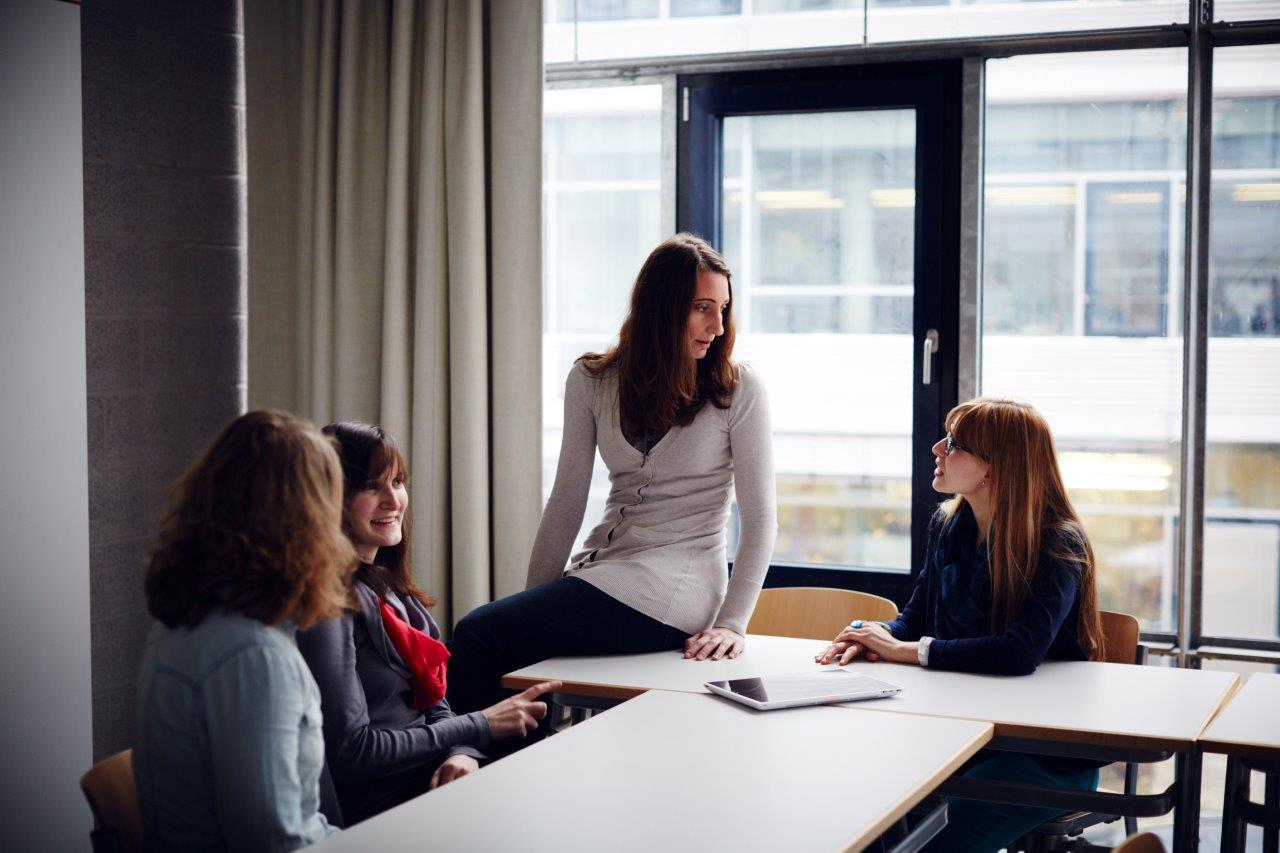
[80,749,141,853]
[1099,610,1142,665]
[747,587,899,641]
[1113,831,1166,853]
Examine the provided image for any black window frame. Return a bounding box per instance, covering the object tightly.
[678,60,964,606]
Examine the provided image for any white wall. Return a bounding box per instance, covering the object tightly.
[0,0,94,849]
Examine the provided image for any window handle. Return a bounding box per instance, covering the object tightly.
[922,329,939,386]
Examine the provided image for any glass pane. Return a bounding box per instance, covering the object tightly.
[1203,43,1280,642]
[543,85,664,551]
[981,50,1188,633]
[867,0,1187,44]
[1213,0,1280,21]
[544,1,1188,62]
[722,108,917,570]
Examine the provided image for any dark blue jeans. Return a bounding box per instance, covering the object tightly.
[446,577,689,741]
[923,753,1102,853]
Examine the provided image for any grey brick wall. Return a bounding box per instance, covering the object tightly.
[81,0,246,761]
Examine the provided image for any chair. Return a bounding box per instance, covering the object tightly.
[1017,611,1145,851]
[1112,831,1165,853]
[746,587,899,641]
[80,749,141,853]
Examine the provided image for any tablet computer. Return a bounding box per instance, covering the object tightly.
[705,669,901,711]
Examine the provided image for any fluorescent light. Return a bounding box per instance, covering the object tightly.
[755,189,846,210]
[1060,452,1173,493]
[1103,191,1163,205]
[870,188,915,209]
[1232,183,1280,203]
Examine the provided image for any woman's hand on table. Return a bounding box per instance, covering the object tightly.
[684,627,744,661]
[429,754,479,790]
[817,622,918,666]
[481,679,563,739]
[816,622,918,666]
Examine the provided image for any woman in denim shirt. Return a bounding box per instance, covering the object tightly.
[135,410,356,852]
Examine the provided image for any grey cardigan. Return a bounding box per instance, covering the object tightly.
[527,361,778,635]
[296,580,489,787]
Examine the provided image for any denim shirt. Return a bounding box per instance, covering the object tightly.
[135,611,337,852]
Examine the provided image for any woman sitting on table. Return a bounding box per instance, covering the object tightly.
[816,397,1106,853]
[136,410,351,851]
[297,422,560,825]
[447,233,778,729]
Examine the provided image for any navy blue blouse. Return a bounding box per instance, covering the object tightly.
[885,502,1089,676]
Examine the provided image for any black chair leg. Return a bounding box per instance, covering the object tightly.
[1220,756,1247,853]
[1265,768,1279,853]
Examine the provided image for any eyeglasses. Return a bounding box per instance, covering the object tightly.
[943,434,974,457]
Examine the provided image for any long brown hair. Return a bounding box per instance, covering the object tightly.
[579,233,738,432]
[322,421,435,609]
[145,410,355,630]
[939,398,1105,661]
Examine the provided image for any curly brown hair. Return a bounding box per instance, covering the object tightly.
[145,410,356,630]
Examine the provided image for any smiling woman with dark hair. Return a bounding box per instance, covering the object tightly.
[296,421,559,825]
[135,409,354,852]
[447,233,778,740]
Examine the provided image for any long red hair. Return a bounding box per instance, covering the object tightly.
[579,233,737,431]
[940,398,1105,661]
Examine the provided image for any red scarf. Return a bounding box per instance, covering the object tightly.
[378,599,450,710]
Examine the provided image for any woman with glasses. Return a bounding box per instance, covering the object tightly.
[816,397,1106,853]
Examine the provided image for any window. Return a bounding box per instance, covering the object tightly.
[542,84,664,551]
[721,107,919,570]
[982,50,1188,632]
[546,0,1188,63]
[1203,44,1280,643]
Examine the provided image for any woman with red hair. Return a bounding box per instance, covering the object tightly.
[818,398,1106,852]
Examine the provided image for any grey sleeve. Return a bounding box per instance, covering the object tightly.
[296,616,489,782]
[526,365,598,588]
[202,646,335,852]
[713,364,778,634]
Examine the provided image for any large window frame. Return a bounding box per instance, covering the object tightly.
[544,5,1280,668]
[677,61,963,603]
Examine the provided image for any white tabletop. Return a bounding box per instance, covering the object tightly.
[313,690,993,853]
[1200,672,1280,761]
[504,634,1239,751]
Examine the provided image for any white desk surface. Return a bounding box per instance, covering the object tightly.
[313,690,993,853]
[504,635,1239,752]
[1200,672,1280,762]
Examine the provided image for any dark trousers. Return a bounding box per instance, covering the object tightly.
[335,759,442,826]
[446,576,689,744]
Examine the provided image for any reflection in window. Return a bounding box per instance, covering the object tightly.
[551,0,659,22]
[1084,182,1169,337]
[671,0,742,15]
[1211,179,1280,336]
[983,187,1075,335]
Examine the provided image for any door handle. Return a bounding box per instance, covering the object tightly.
[922,329,939,386]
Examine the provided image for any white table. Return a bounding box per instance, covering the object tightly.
[313,690,993,852]
[504,635,1237,751]
[503,634,1240,851]
[1201,673,1280,853]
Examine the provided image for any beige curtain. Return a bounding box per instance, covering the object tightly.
[245,0,543,630]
